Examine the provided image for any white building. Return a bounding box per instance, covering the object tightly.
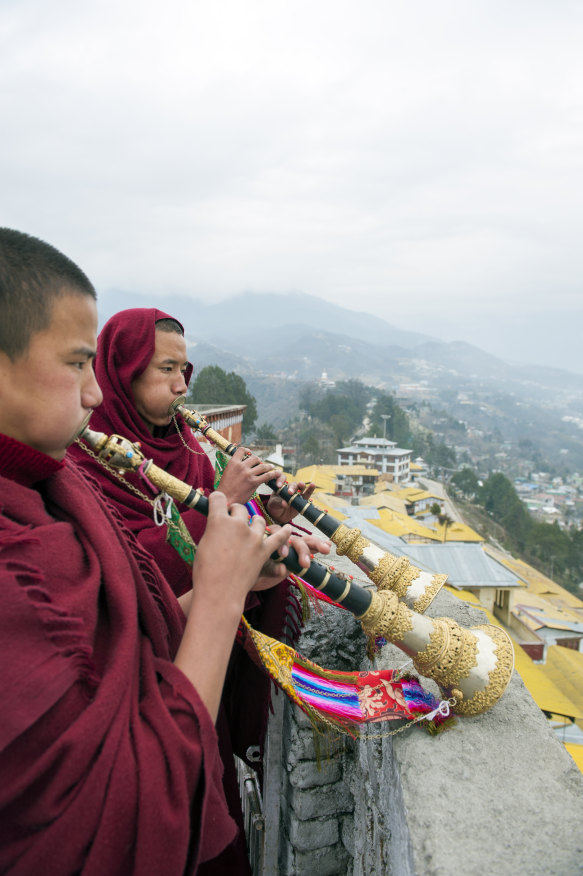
[336,436,412,484]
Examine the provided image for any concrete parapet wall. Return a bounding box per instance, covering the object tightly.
[276,560,583,875]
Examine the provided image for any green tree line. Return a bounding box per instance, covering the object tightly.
[187,365,258,433]
[451,468,583,594]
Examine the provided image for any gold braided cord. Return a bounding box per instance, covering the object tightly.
[171,410,208,456]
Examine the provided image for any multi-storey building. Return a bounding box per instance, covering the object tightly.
[336,436,412,483]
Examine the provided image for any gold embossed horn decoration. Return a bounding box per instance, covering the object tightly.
[170,398,446,614]
[78,424,515,717]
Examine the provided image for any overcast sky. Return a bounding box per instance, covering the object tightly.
[2,0,582,368]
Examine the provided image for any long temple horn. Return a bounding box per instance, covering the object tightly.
[78,424,515,717]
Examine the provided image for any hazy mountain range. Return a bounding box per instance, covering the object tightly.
[98,289,583,391]
[96,291,583,465]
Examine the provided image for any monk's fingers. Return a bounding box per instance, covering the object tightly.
[263,523,291,559]
[301,533,332,556]
[207,490,229,518]
[228,501,253,522]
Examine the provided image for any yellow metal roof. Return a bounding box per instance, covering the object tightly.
[368,508,441,541]
[296,465,338,495]
[389,486,440,503]
[543,646,583,718]
[565,744,583,771]
[364,508,483,544]
[297,464,380,487]
[485,547,583,614]
[512,593,583,630]
[445,586,481,604]
[310,491,348,521]
[513,643,583,720]
[358,491,409,514]
[436,521,484,543]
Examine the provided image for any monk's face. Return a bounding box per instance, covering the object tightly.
[131,329,188,434]
[0,290,102,459]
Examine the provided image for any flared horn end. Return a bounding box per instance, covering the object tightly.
[361,594,515,718]
[412,618,514,717]
[445,624,515,717]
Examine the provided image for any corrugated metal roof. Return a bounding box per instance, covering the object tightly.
[394,541,520,590]
[334,517,519,589]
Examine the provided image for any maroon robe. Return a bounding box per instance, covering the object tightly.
[0,433,235,875]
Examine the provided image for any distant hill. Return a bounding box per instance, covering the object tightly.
[98,289,434,351]
[98,288,583,429]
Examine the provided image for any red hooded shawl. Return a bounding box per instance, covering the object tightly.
[0,433,235,875]
[69,307,215,597]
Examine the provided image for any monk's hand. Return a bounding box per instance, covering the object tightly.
[253,532,332,591]
[191,492,291,606]
[217,447,278,505]
[266,479,316,524]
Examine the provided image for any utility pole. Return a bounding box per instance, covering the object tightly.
[381,414,391,441]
